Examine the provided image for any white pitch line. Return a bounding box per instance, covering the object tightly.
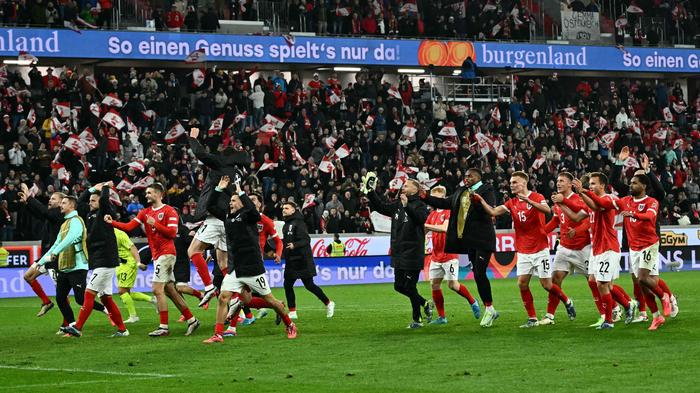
[0,365,176,378]
[0,376,158,390]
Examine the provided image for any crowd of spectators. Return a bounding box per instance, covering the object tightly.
[0,63,699,243]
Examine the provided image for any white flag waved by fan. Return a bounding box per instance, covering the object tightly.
[55,102,71,118]
[531,155,546,170]
[420,134,435,152]
[192,68,205,87]
[165,121,186,143]
[335,144,351,159]
[128,160,147,172]
[209,115,224,133]
[116,179,133,192]
[264,114,287,129]
[64,135,90,156]
[79,129,98,151]
[402,123,417,140]
[319,157,335,173]
[102,110,125,130]
[387,86,402,100]
[258,160,279,172]
[185,48,206,63]
[101,94,123,108]
[131,176,155,190]
[302,194,316,210]
[90,102,100,118]
[18,51,38,64]
[438,122,458,137]
[599,131,618,149]
[27,108,36,126]
[109,188,123,206]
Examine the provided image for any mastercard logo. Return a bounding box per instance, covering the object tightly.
[417,40,476,67]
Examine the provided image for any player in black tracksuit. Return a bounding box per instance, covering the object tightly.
[63,182,127,337]
[202,176,295,342]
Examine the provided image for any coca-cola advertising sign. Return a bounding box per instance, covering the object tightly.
[310,236,390,257]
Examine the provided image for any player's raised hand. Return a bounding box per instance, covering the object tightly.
[641,153,650,172]
[138,263,148,271]
[620,211,635,218]
[274,254,281,264]
[218,175,230,189]
[551,193,564,204]
[400,193,408,207]
[94,182,104,191]
[20,183,29,195]
[517,194,530,203]
[190,127,200,139]
[572,179,583,193]
[618,146,630,162]
[104,181,114,188]
[104,214,113,224]
[286,243,295,250]
[471,192,483,203]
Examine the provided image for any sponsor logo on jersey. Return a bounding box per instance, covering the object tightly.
[660,231,688,246]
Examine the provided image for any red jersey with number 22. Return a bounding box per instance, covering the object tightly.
[620,195,659,251]
[504,192,549,254]
[426,209,457,262]
[134,205,179,259]
[589,194,620,256]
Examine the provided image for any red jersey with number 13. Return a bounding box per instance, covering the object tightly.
[620,195,659,251]
[503,192,549,254]
[426,209,457,262]
[134,205,179,259]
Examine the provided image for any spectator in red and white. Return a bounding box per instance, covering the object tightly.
[165,5,184,32]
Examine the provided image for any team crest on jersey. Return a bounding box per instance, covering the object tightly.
[638,204,645,211]
[257,223,264,233]
[158,212,164,221]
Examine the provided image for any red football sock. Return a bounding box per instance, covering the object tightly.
[245,310,253,319]
[432,289,445,318]
[29,280,51,304]
[282,314,292,326]
[159,310,168,325]
[644,291,659,313]
[181,308,194,321]
[611,285,630,309]
[546,291,560,315]
[548,283,569,303]
[484,301,492,307]
[587,280,604,315]
[650,283,665,299]
[519,287,537,319]
[248,297,272,309]
[289,307,296,312]
[75,291,95,330]
[102,296,126,331]
[191,289,203,299]
[602,292,614,323]
[454,284,475,304]
[657,279,671,296]
[633,280,646,312]
[215,323,224,335]
[190,253,212,286]
[62,319,69,327]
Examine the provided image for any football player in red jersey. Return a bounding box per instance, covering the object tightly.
[541,172,598,326]
[619,174,672,330]
[423,186,480,324]
[475,171,575,328]
[106,183,200,337]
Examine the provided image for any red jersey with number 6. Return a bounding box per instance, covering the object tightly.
[426,209,457,262]
[503,192,549,254]
[620,195,659,251]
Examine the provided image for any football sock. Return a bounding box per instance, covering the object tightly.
[546,291,560,316]
[191,253,213,287]
[432,289,445,318]
[75,291,96,330]
[30,280,51,304]
[587,280,605,315]
[644,291,659,313]
[248,297,272,309]
[282,314,292,327]
[182,308,194,321]
[520,288,536,319]
[119,292,137,318]
[103,296,126,331]
[657,279,671,296]
[548,283,569,303]
[215,323,224,336]
[191,289,203,299]
[159,310,168,328]
[130,292,152,302]
[602,292,614,323]
[454,284,475,304]
[633,280,646,312]
[611,285,630,309]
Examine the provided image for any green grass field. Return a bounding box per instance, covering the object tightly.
[0,271,698,393]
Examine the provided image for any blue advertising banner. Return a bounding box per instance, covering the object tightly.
[0,28,699,72]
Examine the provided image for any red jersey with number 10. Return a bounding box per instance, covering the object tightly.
[134,205,179,259]
[620,195,659,251]
[426,209,457,262]
[503,192,549,254]
[589,194,620,256]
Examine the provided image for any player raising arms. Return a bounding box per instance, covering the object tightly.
[572,173,637,329]
[423,186,480,324]
[474,171,575,328]
[619,174,672,330]
[540,172,596,325]
[202,176,296,343]
[105,183,201,337]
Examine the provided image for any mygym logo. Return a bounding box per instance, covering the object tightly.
[660,231,688,246]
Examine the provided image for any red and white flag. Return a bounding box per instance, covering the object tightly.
[142,109,156,121]
[336,6,351,16]
[258,160,279,172]
[79,129,98,151]
[626,5,644,13]
[165,121,186,143]
[442,139,459,152]
[662,107,673,122]
[531,155,546,170]
[51,163,71,183]
[387,86,402,100]
[127,117,138,134]
[672,102,687,113]
[185,48,206,63]
[563,107,577,117]
[18,51,38,64]
[365,115,375,128]
[419,177,441,189]
[652,128,667,142]
[127,160,147,172]
[64,135,90,156]
[492,136,507,161]
[234,112,247,124]
[438,122,458,137]
[116,179,133,191]
[327,90,341,105]
[491,106,501,124]
[389,177,405,191]
[319,157,335,173]
[90,102,100,118]
[55,102,71,118]
[108,188,123,207]
[192,68,205,87]
[452,104,469,116]
[420,134,435,152]
[27,108,36,126]
[51,117,69,134]
[131,176,155,190]
[209,115,224,134]
[264,114,287,129]
[335,144,351,159]
[400,2,418,13]
[102,110,125,130]
[623,156,639,170]
[101,94,123,108]
[402,123,417,140]
[290,146,306,165]
[257,122,278,136]
[83,74,97,90]
[565,118,578,128]
[582,119,590,132]
[302,194,316,210]
[599,131,618,149]
[475,132,493,156]
[325,136,337,150]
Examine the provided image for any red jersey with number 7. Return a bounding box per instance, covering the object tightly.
[503,192,549,254]
[426,209,457,262]
[620,195,659,251]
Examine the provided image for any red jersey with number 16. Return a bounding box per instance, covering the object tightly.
[503,192,549,254]
[426,209,457,262]
[134,205,179,259]
[589,194,620,256]
[620,195,659,251]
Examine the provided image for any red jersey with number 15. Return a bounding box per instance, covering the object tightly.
[620,195,659,251]
[426,209,457,262]
[503,192,549,254]
[589,194,620,256]
[134,205,179,259]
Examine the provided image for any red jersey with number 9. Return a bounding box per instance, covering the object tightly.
[426,209,457,262]
[503,192,549,254]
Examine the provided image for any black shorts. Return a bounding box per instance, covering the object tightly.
[174,258,190,284]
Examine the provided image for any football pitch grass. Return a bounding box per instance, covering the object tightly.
[1,271,698,393]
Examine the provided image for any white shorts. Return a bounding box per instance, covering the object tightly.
[194,216,227,251]
[590,251,621,282]
[86,267,115,296]
[221,271,271,296]
[553,245,591,275]
[630,242,660,277]
[429,260,459,281]
[152,255,176,283]
[516,248,552,279]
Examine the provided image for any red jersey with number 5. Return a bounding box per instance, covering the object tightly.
[503,192,549,254]
[134,205,179,259]
[426,209,457,262]
[620,195,659,251]
[589,194,620,256]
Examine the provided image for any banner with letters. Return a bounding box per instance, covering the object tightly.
[0,28,699,73]
[561,11,600,41]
